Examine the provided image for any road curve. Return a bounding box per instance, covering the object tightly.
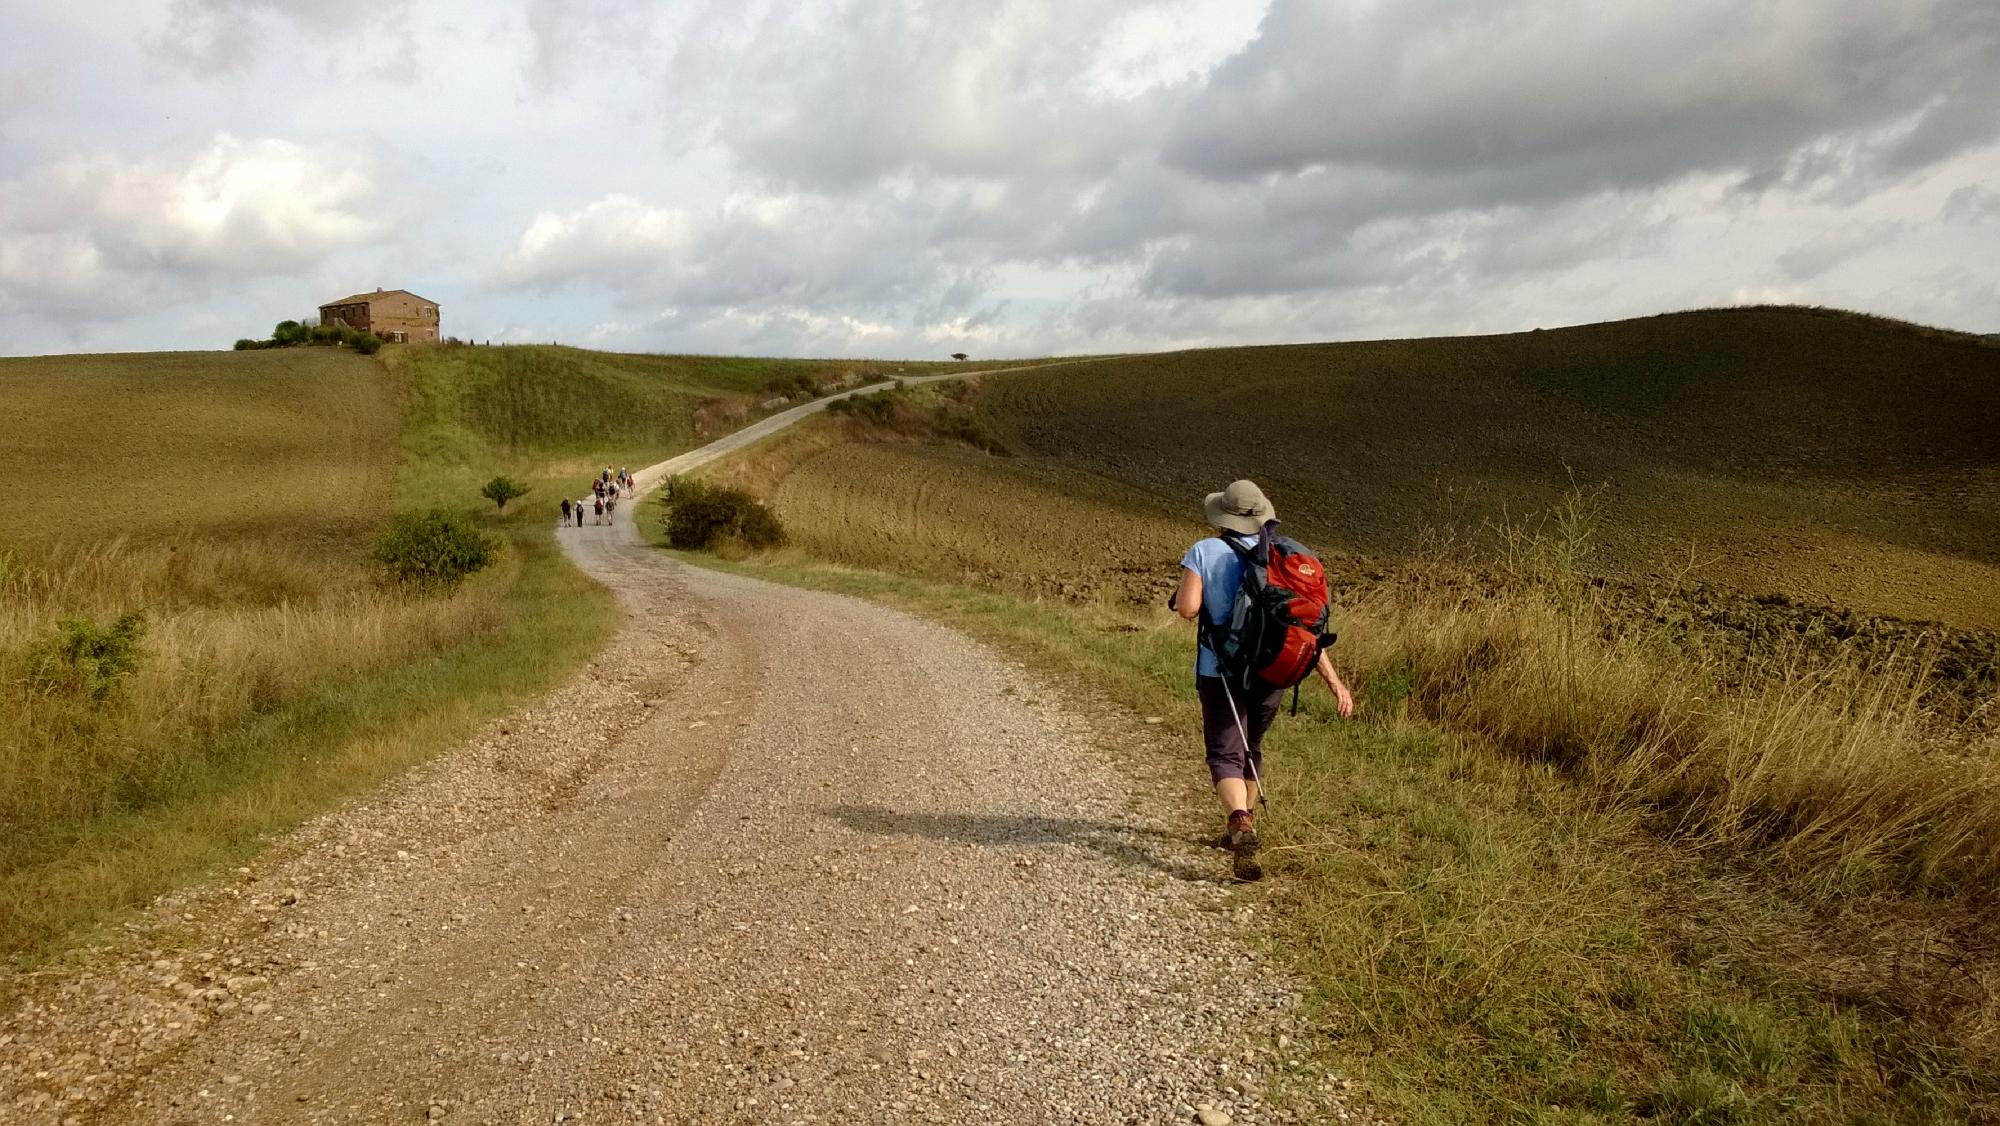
[630,360,1080,495]
[0,364,1363,1125]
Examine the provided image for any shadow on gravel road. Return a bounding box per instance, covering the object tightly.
[820,803,1219,883]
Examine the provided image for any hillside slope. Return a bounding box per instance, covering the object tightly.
[390,344,1032,506]
[973,307,1999,627]
[0,347,401,555]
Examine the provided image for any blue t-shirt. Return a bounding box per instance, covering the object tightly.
[1181,534,1254,677]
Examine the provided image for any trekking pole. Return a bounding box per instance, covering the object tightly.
[1218,676,1269,810]
[1194,614,1270,809]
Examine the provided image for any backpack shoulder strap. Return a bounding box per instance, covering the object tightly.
[1217,532,1257,562]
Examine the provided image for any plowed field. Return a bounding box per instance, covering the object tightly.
[970,307,2000,629]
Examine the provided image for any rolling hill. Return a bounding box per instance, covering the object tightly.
[747,307,2000,630]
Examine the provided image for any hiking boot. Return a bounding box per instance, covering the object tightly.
[1227,811,1262,882]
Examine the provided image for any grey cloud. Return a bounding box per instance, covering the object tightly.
[15,0,1998,358]
[1166,0,2000,198]
[662,0,1193,186]
[1942,185,2000,223]
[522,0,659,89]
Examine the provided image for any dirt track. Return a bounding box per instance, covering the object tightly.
[2,436,1359,1122]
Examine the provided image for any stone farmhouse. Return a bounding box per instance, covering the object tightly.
[318,288,441,344]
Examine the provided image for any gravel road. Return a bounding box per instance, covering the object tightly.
[3,430,1367,1124]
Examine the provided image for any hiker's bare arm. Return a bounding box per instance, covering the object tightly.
[1172,568,1203,620]
[1317,650,1355,717]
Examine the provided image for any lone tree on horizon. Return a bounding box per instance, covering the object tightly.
[951,352,968,361]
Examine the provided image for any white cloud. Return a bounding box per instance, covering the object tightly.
[1081,0,1267,100]
[500,194,693,287]
[0,133,387,319]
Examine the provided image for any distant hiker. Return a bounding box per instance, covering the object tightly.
[560,497,572,523]
[1171,479,1354,881]
[576,503,585,528]
[594,495,605,525]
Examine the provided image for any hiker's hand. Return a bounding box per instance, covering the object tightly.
[1318,657,1355,717]
[1329,675,1354,717]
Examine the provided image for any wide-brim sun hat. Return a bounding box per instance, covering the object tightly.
[1204,479,1275,536]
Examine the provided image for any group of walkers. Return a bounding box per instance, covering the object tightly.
[558,466,635,527]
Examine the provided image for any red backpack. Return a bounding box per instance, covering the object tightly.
[1202,521,1337,705]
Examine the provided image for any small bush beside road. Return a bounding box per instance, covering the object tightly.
[21,610,146,705]
[373,509,495,589]
[659,477,786,551]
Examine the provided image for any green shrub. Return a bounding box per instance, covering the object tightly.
[232,338,260,351]
[828,388,900,423]
[22,610,146,704]
[762,371,822,400]
[480,474,532,510]
[660,477,786,551]
[372,509,494,589]
[349,333,383,355]
[272,320,309,346]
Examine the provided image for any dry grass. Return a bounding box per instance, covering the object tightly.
[0,538,502,872]
[1337,536,2000,900]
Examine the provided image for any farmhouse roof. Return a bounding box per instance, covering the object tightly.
[320,288,440,307]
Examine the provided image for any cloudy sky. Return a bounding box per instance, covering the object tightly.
[2,0,1996,358]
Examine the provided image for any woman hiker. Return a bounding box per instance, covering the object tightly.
[1172,479,1354,881]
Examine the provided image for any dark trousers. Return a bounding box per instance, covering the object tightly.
[1197,676,1283,784]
